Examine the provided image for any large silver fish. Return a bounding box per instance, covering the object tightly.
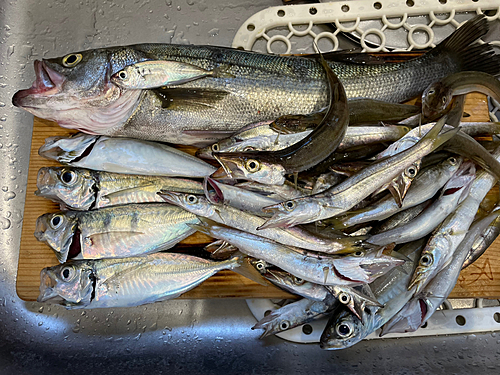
[38,253,241,308]
[34,203,198,262]
[35,166,204,210]
[12,15,498,146]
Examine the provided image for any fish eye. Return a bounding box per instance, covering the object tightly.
[279,320,290,331]
[211,143,219,152]
[353,251,364,257]
[118,70,128,80]
[255,261,266,271]
[245,159,260,173]
[293,276,305,285]
[338,292,351,305]
[336,321,354,338]
[186,195,198,204]
[60,169,77,185]
[283,201,296,211]
[243,146,256,151]
[442,96,447,104]
[448,157,457,165]
[420,254,433,267]
[62,53,83,68]
[405,166,418,178]
[427,89,435,95]
[50,214,64,230]
[60,266,76,282]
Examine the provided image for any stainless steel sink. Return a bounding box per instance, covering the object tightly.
[1,1,500,373]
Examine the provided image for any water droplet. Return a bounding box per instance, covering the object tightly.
[0,118,6,122]
[177,6,181,11]
[0,218,10,230]
[0,102,5,107]
[4,192,15,201]
[2,186,7,192]
[38,321,43,326]
[38,306,44,313]
[208,28,219,37]
[165,0,172,5]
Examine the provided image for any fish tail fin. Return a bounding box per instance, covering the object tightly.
[431,14,500,76]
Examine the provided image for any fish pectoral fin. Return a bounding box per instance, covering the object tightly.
[84,230,146,248]
[153,87,230,109]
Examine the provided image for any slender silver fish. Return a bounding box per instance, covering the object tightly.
[253,297,338,338]
[409,146,500,294]
[261,119,458,228]
[382,209,500,335]
[189,217,403,286]
[320,239,424,350]
[328,156,463,229]
[367,162,475,246]
[159,192,367,254]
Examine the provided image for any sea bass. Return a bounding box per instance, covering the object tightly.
[12,15,499,146]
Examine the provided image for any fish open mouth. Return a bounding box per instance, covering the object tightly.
[12,60,65,107]
[204,177,224,204]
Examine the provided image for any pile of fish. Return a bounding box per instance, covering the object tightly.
[13,14,500,349]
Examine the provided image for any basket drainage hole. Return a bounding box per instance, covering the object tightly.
[247,24,255,32]
[264,310,272,317]
[494,312,500,323]
[309,7,317,15]
[439,0,447,3]
[341,4,349,12]
[302,324,313,335]
[277,9,285,17]
[374,2,382,9]
[456,315,466,326]
[421,322,428,328]
[406,0,414,6]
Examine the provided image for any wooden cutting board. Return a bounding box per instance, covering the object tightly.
[16,93,500,301]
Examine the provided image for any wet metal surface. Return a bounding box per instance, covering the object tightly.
[1,1,500,373]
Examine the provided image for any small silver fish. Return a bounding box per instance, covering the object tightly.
[39,133,216,178]
[253,297,337,338]
[38,253,241,308]
[111,60,233,89]
[35,166,204,210]
[34,203,198,262]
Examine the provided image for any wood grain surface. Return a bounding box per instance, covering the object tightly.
[16,93,500,301]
